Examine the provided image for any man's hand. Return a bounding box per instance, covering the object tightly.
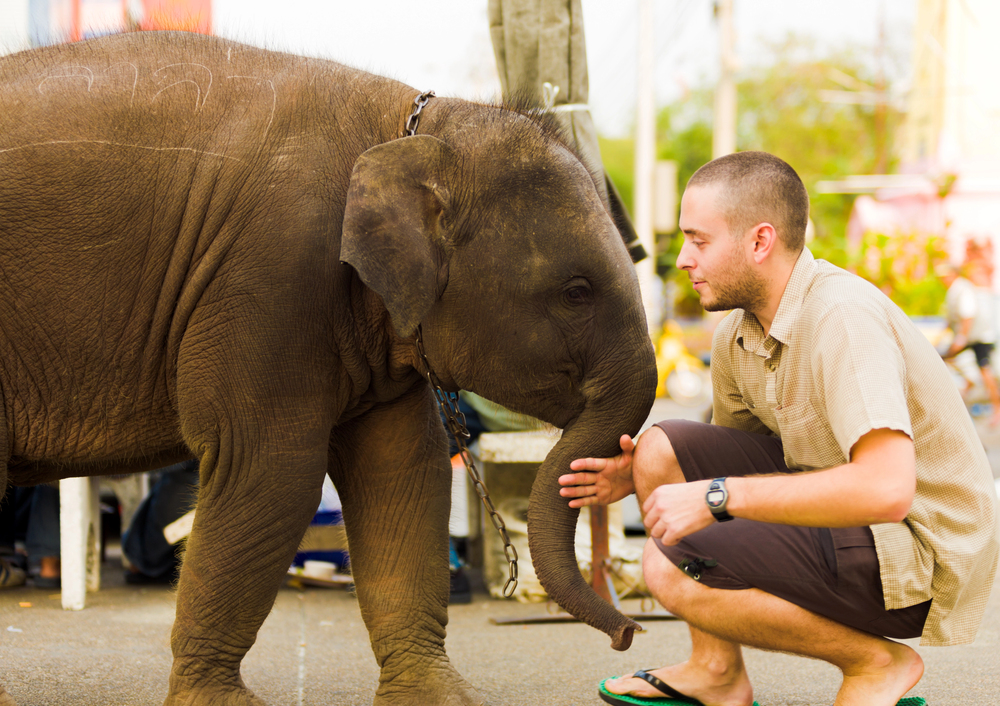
[559,434,636,508]
[642,479,716,545]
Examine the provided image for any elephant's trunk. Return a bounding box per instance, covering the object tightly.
[527,344,657,651]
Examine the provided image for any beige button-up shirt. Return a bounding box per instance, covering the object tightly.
[711,247,1000,646]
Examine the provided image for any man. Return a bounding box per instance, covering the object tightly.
[940,261,1000,426]
[559,152,999,706]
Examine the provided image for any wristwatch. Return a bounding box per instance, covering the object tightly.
[705,477,733,522]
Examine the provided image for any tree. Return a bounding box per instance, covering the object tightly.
[736,36,905,266]
[599,34,908,314]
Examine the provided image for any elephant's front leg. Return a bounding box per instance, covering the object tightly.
[165,416,330,706]
[332,387,483,706]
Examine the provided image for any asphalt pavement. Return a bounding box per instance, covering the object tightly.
[0,398,998,706]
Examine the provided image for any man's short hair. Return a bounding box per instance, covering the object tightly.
[688,151,809,253]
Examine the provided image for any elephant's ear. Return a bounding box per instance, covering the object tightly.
[341,135,456,338]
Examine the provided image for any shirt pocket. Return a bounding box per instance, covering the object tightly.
[773,399,844,471]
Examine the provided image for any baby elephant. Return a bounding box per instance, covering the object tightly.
[0,31,655,705]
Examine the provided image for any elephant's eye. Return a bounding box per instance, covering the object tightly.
[563,284,593,306]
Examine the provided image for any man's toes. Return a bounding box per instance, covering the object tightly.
[605,675,643,696]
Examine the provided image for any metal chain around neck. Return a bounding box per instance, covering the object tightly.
[414,326,519,598]
[404,90,436,137]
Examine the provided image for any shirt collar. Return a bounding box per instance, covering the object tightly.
[767,247,816,345]
[735,247,816,350]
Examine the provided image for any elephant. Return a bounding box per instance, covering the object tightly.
[0,31,656,706]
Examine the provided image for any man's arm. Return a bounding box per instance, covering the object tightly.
[643,427,916,545]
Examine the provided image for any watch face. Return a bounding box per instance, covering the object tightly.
[707,489,725,508]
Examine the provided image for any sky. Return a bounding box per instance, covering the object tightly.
[212,0,918,137]
[0,0,918,136]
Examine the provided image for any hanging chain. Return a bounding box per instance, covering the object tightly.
[414,327,519,598]
[404,90,436,137]
[404,95,518,596]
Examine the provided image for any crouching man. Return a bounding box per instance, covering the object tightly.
[561,151,999,706]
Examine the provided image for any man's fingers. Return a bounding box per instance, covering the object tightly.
[568,457,608,472]
[559,484,595,498]
[642,493,655,515]
[558,471,597,486]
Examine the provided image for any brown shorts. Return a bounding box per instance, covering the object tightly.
[651,419,930,639]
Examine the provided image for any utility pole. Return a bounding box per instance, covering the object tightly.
[712,0,737,158]
[873,1,889,174]
[634,0,661,335]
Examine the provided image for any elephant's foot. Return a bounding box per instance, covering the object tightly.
[0,683,17,706]
[164,673,267,706]
[374,664,484,706]
[163,687,266,706]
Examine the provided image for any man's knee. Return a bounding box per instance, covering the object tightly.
[633,425,684,501]
[642,538,700,614]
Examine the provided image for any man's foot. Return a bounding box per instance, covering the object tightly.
[835,639,923,706]
[603,660,753,706]
[34,555,61,589]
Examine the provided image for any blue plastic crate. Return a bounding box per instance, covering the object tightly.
[293,510,349,571]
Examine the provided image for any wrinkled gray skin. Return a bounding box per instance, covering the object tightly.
[0,32,655,706]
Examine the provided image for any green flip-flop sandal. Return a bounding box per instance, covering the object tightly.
[598,671,760,706]
[597,671,927,706]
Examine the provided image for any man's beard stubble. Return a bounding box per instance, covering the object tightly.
[701,252,769,314]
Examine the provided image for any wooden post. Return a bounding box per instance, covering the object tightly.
[590,505,611,602]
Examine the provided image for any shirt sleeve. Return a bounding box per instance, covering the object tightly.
[811,303,913,459]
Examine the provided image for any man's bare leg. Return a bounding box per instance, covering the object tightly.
[604,615,752,706]
[607,426,924,706]
[630,425,686,500]
[978,364,1000,426]
[606,426,754,705]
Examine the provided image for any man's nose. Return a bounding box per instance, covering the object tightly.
[676,241,694,271]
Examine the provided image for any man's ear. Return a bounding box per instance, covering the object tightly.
[341,136,456,338]
[749,222,779,264]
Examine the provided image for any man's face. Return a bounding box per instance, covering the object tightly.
[676,183,767,313]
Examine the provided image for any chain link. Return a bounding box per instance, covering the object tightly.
[404,90,436,137]
[415,326,519,597]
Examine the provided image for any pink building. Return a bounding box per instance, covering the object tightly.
[824,0,1000,284]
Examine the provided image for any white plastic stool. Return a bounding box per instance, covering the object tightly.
[58,477,101,610]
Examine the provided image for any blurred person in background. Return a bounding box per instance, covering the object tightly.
[940,261,1000,426]
[0,485,60,588]
[0,487,26,588]
[121,460,199,584]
